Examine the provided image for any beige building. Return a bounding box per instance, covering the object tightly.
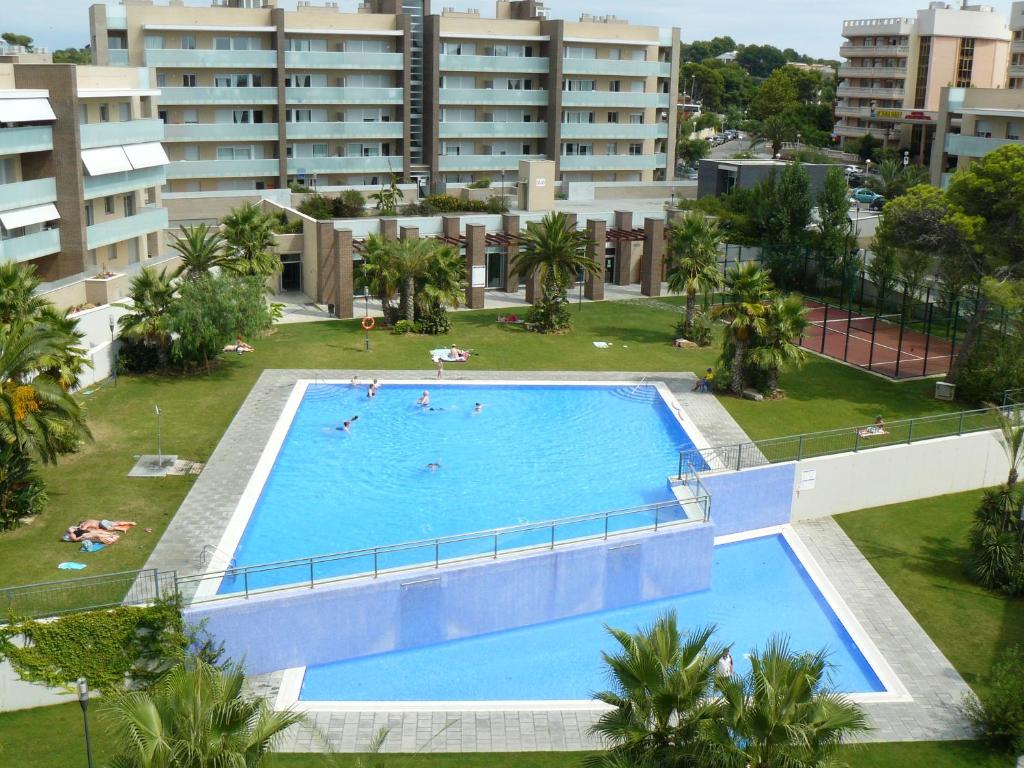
[88,0,678,195]
[930,86,1024,186]
[0,61,168,292]
[835,2,1010,162]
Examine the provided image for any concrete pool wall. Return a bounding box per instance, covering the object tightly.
[186,520,714,676]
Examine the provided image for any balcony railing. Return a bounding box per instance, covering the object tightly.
[438,53,550,74]
[165,159,280,179]
[0,228,61,264]
[108,49,129,65]
[560,123,668,140]
[144,48,277,68]
[438,121,548,139]
[944,133,1023,158]
[285,156,404,174]
[562,58,672,78]
[158,87,278,105]
[839,44,910,57]
[836,85,905,100]
[438,153,545,171]
[83,166,167,201]
[439,88,548,106]
[283,51,403,70]
[0,177,57,213]
[0,125,53,155]
[285,86,403,105]
[285,121,404,140]
[85,207,169,250]
[838,65,908,78]
[559,152,667,171]
[561,91,670,109]
[163,123,280,142]
[80,118,165,149]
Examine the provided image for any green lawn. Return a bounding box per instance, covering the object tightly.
[0,300,961,591]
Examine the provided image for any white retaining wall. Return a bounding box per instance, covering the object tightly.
[0,658,75,712]
[790,430,1010,520]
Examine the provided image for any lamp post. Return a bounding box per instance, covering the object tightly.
[77,678,94,768]
[154,405,162,468]
[363,287,370,352]
[903,149,910,168]
[108,315,117,388]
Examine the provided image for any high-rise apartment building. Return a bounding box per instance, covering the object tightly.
[835,2,1009,161]
[88,0,678,194]
[0,61,168,288]
[1008,0,1024,86]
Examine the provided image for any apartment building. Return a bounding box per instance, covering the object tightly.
[0,61,168,291]
[1008,0,1024,87]
[930,85,1024,186]
[89,0,678,194]
[835,2,1009,161]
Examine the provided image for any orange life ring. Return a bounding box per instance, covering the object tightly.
[361,316,376,331]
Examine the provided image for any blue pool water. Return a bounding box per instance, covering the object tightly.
[223,384,698,591]
[299,534,885,699]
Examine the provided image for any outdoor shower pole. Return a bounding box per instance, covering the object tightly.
[155,405,162,468]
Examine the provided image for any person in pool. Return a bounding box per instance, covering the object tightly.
[426,462,441,471]
[337,415,359,432]
[474,402,483,413]
[417,390,430,407]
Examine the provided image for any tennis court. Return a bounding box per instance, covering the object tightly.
[797,300,955,379]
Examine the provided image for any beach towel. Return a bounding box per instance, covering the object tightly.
[593,341,611,349]
[58,562,87,570]
[80,541,106,553]
[430,349,470,363]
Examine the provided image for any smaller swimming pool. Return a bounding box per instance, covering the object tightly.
[297,532,890,702]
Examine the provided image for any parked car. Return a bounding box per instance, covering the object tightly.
[868,196,885,212]
[852,187,883,204]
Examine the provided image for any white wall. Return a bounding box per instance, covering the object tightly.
[790,430,1010,520]
[68,303,131,390]
[0,659,75,712]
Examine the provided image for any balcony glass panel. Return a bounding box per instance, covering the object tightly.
[0,125,53,154]
[163,123,280,142]
[86,207,169,250]
[144,49,277,68]
[944,134,1022,158]
[559,153,666,171]
[285,156,404,174]
[158,87,278,105]
[164,159,280,179]
[0,178,57,213]
[562,59,670,77]
[561,91,669,108]
[560,123,667,140]
[0,228,61,264]
[285,87,403,105]
[283,51,403,70]
[438,88,548,106]
[438,154,545,171]
[80,119,165,149]
[438,121,548,139]
[285,122,404,140]
[83,167,167,200]
[438,54,549,74]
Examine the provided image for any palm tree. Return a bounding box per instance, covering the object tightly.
[119,267,177,367]
[416,244,465,316]
[713,264,774,396]
[36,305,91,391]
[0,321,91,464]
[715,637,869,768]
[873,158,929,200]
[666,213,723,330]
[511,212,598,332]
[169,224,230,281]
[391,237,439,324]
[104,659,307,768]
[748,294,809,396]
[588,612,725,768]
[0,261,48,325]
[359,234,402,324]
[990,404,1024,488]
[221,202,280,278]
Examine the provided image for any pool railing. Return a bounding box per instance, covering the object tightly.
[678,404,1011,477]
[178,496,710,602]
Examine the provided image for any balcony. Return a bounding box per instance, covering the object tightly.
[285,122,403,140]
[0,178,57,212]
[560,123,668,140]
[1012,40,1024,54]
[438,121,548,139]
[944,133,1024,158]
[1009,64,1024,78]
[86,207,169,250]
[561,59,671,78]
[559,153,666,171]
[439,88,548,106]
[838,44,909,57]
[841,18,915,37]
[158,87,278,105]
[438,154,545,172]
[144,48,277,69]
[80,118,165,149]
[83,166,167,200]
[561,91,670,109]
[284,51,403,70]
[438,54,549,74]
[833,123,892,140]
[0,228,61,264]
[834,104,873,118]
[285,156,404,174]
[108,49,130,65]
[836,85,905,100]
[838,65,907,78]
[164,159,280,179]
[0,125,53,155]
[285,87,403,105]
[163,123,280,142]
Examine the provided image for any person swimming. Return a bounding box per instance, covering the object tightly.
[417,390,430,407]
[336,415,360,432]
[426,462,441,471]
[474,402,483,413]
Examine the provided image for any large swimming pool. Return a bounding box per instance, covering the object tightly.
[298,533,886,701]
[220,383,700,591]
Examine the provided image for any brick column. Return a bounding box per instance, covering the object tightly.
[441,215,461,239]
[502,213,520,293]
[400,225,419,241]
[334,230,354,319]
[641,217,664,297]
[465,223,486,309]
[584,219,606,301]
[613,210,633,286]
[272,7,288,190]
[315,221,335,305]
[381,218,399,240]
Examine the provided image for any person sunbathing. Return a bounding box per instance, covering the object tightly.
[857,416,888,438]
[63,529,120,544]
[74,519,135,533]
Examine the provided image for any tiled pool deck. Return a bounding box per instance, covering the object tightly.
[144,369,972,751]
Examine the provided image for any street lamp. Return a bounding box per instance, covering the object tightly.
[108,315,117,388]
[363,287,371,352]
[77,678,95,768]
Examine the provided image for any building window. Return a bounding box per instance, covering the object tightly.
[1008,122,1021,140]
[118,102,131,121]
[609,80,621,92]
[628,112,644,124]
[607,112,618,123]
[144,35,164,50]
[606,142,618,154]
[183,109,198,124]
[104,196,114,215]
[182,73,196,88]
[84,203,94,226]
[79,104,88,124]
[127,238,140,264]
[183,145,199,161]
[955,37,975,88]
[99,104,109,122]
[156,74,167,88]
[913,36,931,109]
[628,143,642,155]
[181,35,196,50]
[86,249,97,267]
[123,194,136,216]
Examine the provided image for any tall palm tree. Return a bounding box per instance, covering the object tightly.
[588,612,725,768]
[36,305,91,391]
[221,202,280,279]
[104,659,307,768]
[170,224,230,281]
[713,264,774,396]
[666,213,723,329]
[359,234,402,324]
[715,637,869,768]
[416,244,465,315]
[391,237,438,324]
[991,404,1024,488]
[118,267,177,367]
[748,294,809,396]
[873,158,929,200]
[511,212,598,332]
[0,321,92,464]
[0,261,48,325]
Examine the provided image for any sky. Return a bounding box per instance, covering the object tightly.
[5,0,1008,59]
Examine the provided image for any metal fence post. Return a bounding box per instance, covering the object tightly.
[550,525,556,549]
[854,430,861,453]
[736,443,743,471]
[797,434,805,461]
[309,560,314,588]
[243,570,249,599]
[493,533,498,558]
[654,506,660,531]
[373,551,378,578]
[907,418,914,444]
[958,411,965,435]
[435,541,440,568]
[604,515,609,539]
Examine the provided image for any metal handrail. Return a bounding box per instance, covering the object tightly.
[199,543,236,569]
[177,497,709,599]
[680,405,1010,477]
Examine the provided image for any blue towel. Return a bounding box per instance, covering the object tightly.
[58,562,87,570]
[80,541,105,553]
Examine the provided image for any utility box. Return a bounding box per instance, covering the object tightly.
[518,159,555,212]
[935,381,956,401]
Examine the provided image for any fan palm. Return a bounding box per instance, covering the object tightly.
[36,305,91,391]
[967,486,1023,592]
[715,637,869,768]
[416,243,465,314]
[0,261,48,325]
[748,294,809,396]
[104,658,307,768]
[0,321,92,464]
[221,202,280,278]
[170,224,230,281]
[713,264,774,396]
[990,404,1024,488]
[391,237,439,324]
[118,267,177,368]
[359,234,402,324]
[588,612,725,768]
[873,158,929,200]
[511,212,597,332]
[666,213,723,329]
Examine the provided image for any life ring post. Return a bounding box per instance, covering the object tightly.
[361,316,376,331]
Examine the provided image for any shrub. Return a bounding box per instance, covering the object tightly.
[415,304,451,335]
[334,189,366,218]
[674,311,715,347]
[467,177,492,189]
[296,194,333,220]
[392,319,414,335]
[0,444,47,531]
[117,338,163,373]
[422,194,472,214]
[963,645,1024,753]
[485,195,509,214]
[525,294,571,333]
[968,485,1024,595]
[270,211,302,234]
[954,330,1024,405]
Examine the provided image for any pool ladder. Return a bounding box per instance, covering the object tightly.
[199,544,236,570]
